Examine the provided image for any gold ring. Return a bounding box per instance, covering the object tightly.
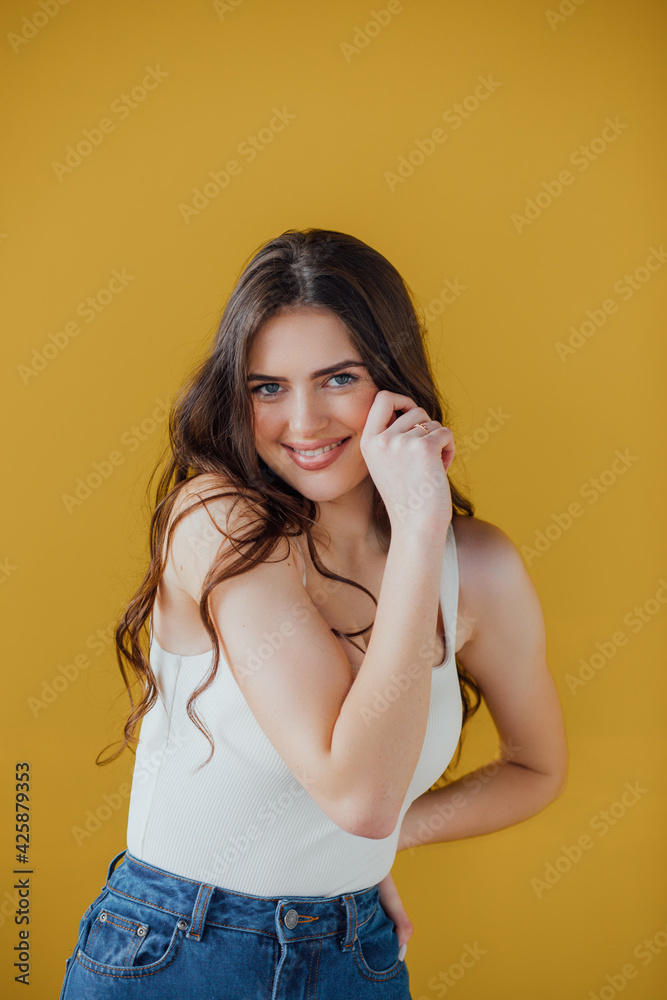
[415,422,430,435]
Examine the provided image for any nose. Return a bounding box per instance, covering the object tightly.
[288,389,329,440]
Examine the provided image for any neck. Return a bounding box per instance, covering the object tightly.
[311,477,386,567]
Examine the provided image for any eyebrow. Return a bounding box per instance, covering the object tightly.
[246,360,367,381]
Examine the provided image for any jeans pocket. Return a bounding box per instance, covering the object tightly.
[76,894,186,980]
[352,900,405,983]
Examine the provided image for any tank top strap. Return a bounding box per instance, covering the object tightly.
[440,520,460,660]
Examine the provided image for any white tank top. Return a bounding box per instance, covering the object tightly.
[125,521,462,896]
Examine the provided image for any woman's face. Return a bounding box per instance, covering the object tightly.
[247,306,379,503]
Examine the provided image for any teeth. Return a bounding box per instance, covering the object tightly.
[291,438,346,457]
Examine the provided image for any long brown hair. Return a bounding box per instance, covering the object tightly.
[97,228,481,787]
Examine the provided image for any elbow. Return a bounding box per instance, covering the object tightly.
[533,745,569,802]
[337,799,399,840]
[545,762,569,802]
[350,816,397,840]
[510,761,568,805]
[553,768,569,800]
[553,751,570,799]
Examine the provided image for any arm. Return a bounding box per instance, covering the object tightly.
[396,518,568,852]
[172,476,446,838]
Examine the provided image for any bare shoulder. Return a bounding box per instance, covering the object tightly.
[163,472,279,602]
[451,512,523,572]
[168,471,266,542]
[169,470,250,522]
[153,473,300,654]
[451,513,539,652]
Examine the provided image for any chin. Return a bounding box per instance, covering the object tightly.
[286,473,360,504]
[262,458,368,504]
[296,483,353,504]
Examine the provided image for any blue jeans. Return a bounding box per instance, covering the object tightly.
[59,849,412,999]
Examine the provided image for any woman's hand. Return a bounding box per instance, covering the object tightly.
[360,390,455,534]
[377,870,414,962]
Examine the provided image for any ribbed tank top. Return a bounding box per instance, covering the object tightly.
[125,521,462,897]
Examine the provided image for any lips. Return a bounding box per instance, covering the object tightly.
[283,436,345,451]
[285,437,348,456]
[281,436,351,471]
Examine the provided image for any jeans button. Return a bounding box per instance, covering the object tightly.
[177,919,188,931]
[284,908,299,929]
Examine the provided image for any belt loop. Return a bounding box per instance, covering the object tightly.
[340,893,358,950]
[104,848,128,888]
[186,883,215,941]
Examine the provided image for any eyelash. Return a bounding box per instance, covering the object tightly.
[251,372,359,398]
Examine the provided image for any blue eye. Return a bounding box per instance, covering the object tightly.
[250,372,359,397]
[251,382,279,396]
[331,372,357,389]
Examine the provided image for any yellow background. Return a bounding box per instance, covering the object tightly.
[2,0,665,996]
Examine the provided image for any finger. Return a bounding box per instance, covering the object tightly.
[407,418,441,435]
[424,425,456,469]
[377,879,413,949]
[362,391,419,437]
[390,406,433,434]
[407,423,454,456]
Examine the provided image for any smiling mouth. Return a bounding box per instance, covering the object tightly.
[284,437,350,457]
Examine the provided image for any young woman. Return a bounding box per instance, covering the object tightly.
[59,228,568,999]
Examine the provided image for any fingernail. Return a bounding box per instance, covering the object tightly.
[398,943,407,961]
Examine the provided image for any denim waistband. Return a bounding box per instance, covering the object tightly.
[102,849,381,950]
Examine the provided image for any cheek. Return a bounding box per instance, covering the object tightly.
[339,387,377,431]
[252,404,282,445]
